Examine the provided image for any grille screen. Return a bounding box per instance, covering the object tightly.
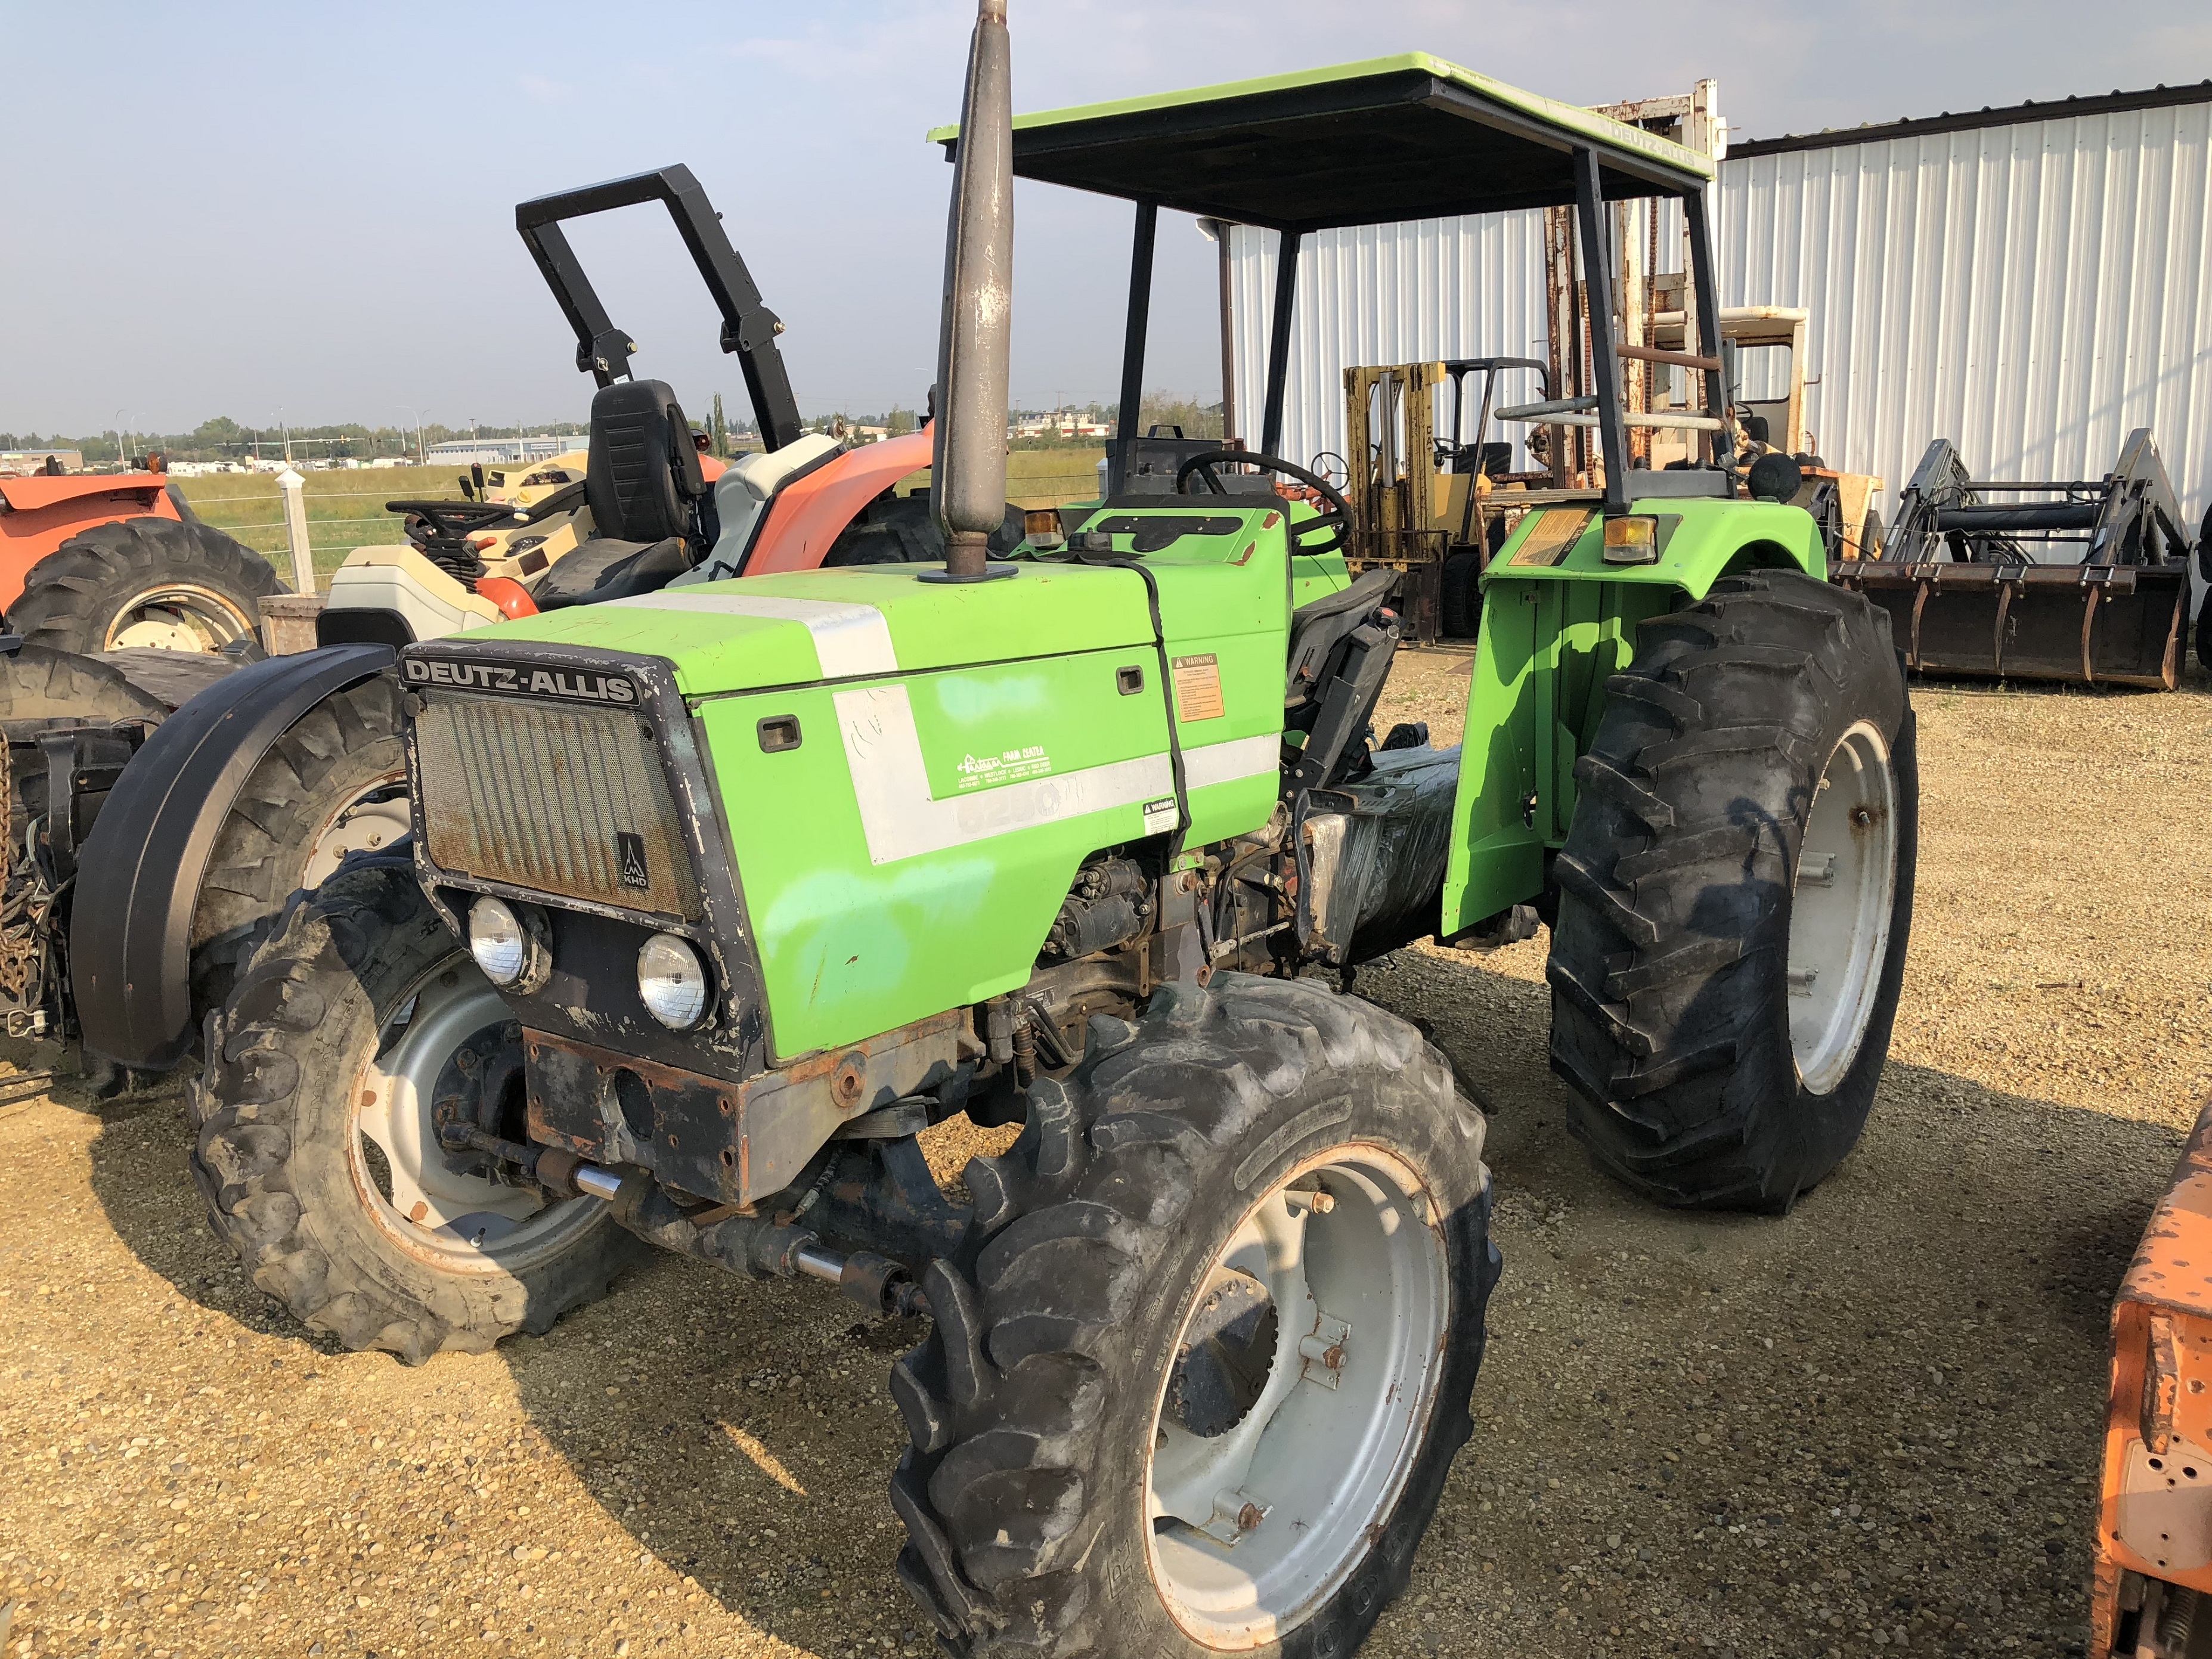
[413,692,701,919]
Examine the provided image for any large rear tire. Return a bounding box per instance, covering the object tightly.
[187,674,408,1018]
[10,516,284,656]
[191,859,641,1362]
[1439,550,1482,639]
[0,643,169,727]
[891,975,1497,1657]
[1546,570,1916,1212]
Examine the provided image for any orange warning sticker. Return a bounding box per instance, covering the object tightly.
[1172,653,1225,721]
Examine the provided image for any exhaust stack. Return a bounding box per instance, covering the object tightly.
[926,0,1015,584]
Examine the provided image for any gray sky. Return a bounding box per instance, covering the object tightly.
[3,1,2205,438]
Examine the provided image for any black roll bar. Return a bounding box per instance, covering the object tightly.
[515,164,806,452]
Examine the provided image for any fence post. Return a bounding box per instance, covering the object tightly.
[276,467,315,592]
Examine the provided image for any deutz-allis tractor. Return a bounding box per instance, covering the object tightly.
[189,14,1917,1655]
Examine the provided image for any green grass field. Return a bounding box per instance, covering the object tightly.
[171,448,1108,590]
[171,466,464,587]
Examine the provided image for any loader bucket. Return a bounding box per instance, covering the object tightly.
[1847,429,2198,690]
[1836,560,2189,689]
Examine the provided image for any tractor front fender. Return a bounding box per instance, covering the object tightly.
[73,643,397,1071]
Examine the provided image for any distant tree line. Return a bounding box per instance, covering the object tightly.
[0,415,587,467]
[4,390,1218,467]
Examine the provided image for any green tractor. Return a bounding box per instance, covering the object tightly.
[189,13,1915,1656]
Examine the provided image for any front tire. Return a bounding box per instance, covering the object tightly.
[1546,570,1917,1212]
[191,859,641,1362]
[10,516,284,655]
[891,975,1498,1657]
[187,674,409,1019]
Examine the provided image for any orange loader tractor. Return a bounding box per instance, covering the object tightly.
[0,457,284,655]
[2094,1103,2212,1657]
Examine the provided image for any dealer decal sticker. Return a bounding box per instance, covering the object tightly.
[956,744,1054,790]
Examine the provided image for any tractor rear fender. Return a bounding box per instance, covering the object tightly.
[72,643,398,1071]
[1439,499,1822,939]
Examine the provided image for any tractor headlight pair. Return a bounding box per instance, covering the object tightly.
[467,897,708,1031]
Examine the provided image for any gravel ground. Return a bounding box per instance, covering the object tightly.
[1,654,2207,1659]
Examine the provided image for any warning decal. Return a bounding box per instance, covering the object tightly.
[1508,508,1594,568]
[1172,653,1225,722]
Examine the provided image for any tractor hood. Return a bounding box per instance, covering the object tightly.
[456,565,1157,697]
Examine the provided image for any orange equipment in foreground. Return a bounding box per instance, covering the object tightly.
[0,467,187,608]
[2093,1099,2212,1656]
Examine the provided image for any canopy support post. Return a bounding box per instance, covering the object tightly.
[1682,186,1733,473]
[1111,199,1158,495]
[1572,148,1629,514]
[1260,227,1302,458]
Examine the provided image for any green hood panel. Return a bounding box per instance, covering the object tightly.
[478,565,1158,698]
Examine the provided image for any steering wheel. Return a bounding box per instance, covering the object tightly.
[1174,449,1352,557]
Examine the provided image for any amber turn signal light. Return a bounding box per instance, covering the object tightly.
[1024,507,1066,550]
[1601,514,1660,565]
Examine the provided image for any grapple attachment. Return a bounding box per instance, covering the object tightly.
[1835,430,2194,689]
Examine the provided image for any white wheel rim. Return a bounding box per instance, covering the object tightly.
[349,957,602,1270]
[103,582,257,652]
[1144,1145,1449,1649]
[1786,720,1899,1094]
[299,776,411,889]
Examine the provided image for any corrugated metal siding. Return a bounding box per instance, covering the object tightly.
[1721,101,2212,523]
[1228,213,1552,473]
[1230,100,2212,525]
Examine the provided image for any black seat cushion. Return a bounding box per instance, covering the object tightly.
[532,537,690,610]
[586,380,707,546]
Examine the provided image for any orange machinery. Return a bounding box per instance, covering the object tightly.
[2094,1100,2212,1656]
[0,464,188,613]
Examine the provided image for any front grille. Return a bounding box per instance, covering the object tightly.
[413,691,701,919]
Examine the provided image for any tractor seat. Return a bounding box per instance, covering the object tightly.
[532,535,691,610]
[1285,569,1398,708]
[585,379,710,548]
[1280,569,1403,795]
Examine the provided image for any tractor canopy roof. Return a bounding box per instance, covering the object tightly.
[930,52,1714,231]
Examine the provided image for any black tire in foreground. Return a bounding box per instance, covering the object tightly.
[892,973,1498,1658]
[1439,549,1482,639]
[1547,569,1917,1212]
[191,858,642,1363]
[187,674,408,1019]
[0,643,169,727]
[9,516,285,655]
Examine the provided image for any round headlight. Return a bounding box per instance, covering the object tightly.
[468,897,528,984]
[637,932,708,1029]
[467,895,548,991]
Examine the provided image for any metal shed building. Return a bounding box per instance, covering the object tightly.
[1222,79,2212,524]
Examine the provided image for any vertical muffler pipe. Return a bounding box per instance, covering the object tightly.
[924,0,1016,585]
